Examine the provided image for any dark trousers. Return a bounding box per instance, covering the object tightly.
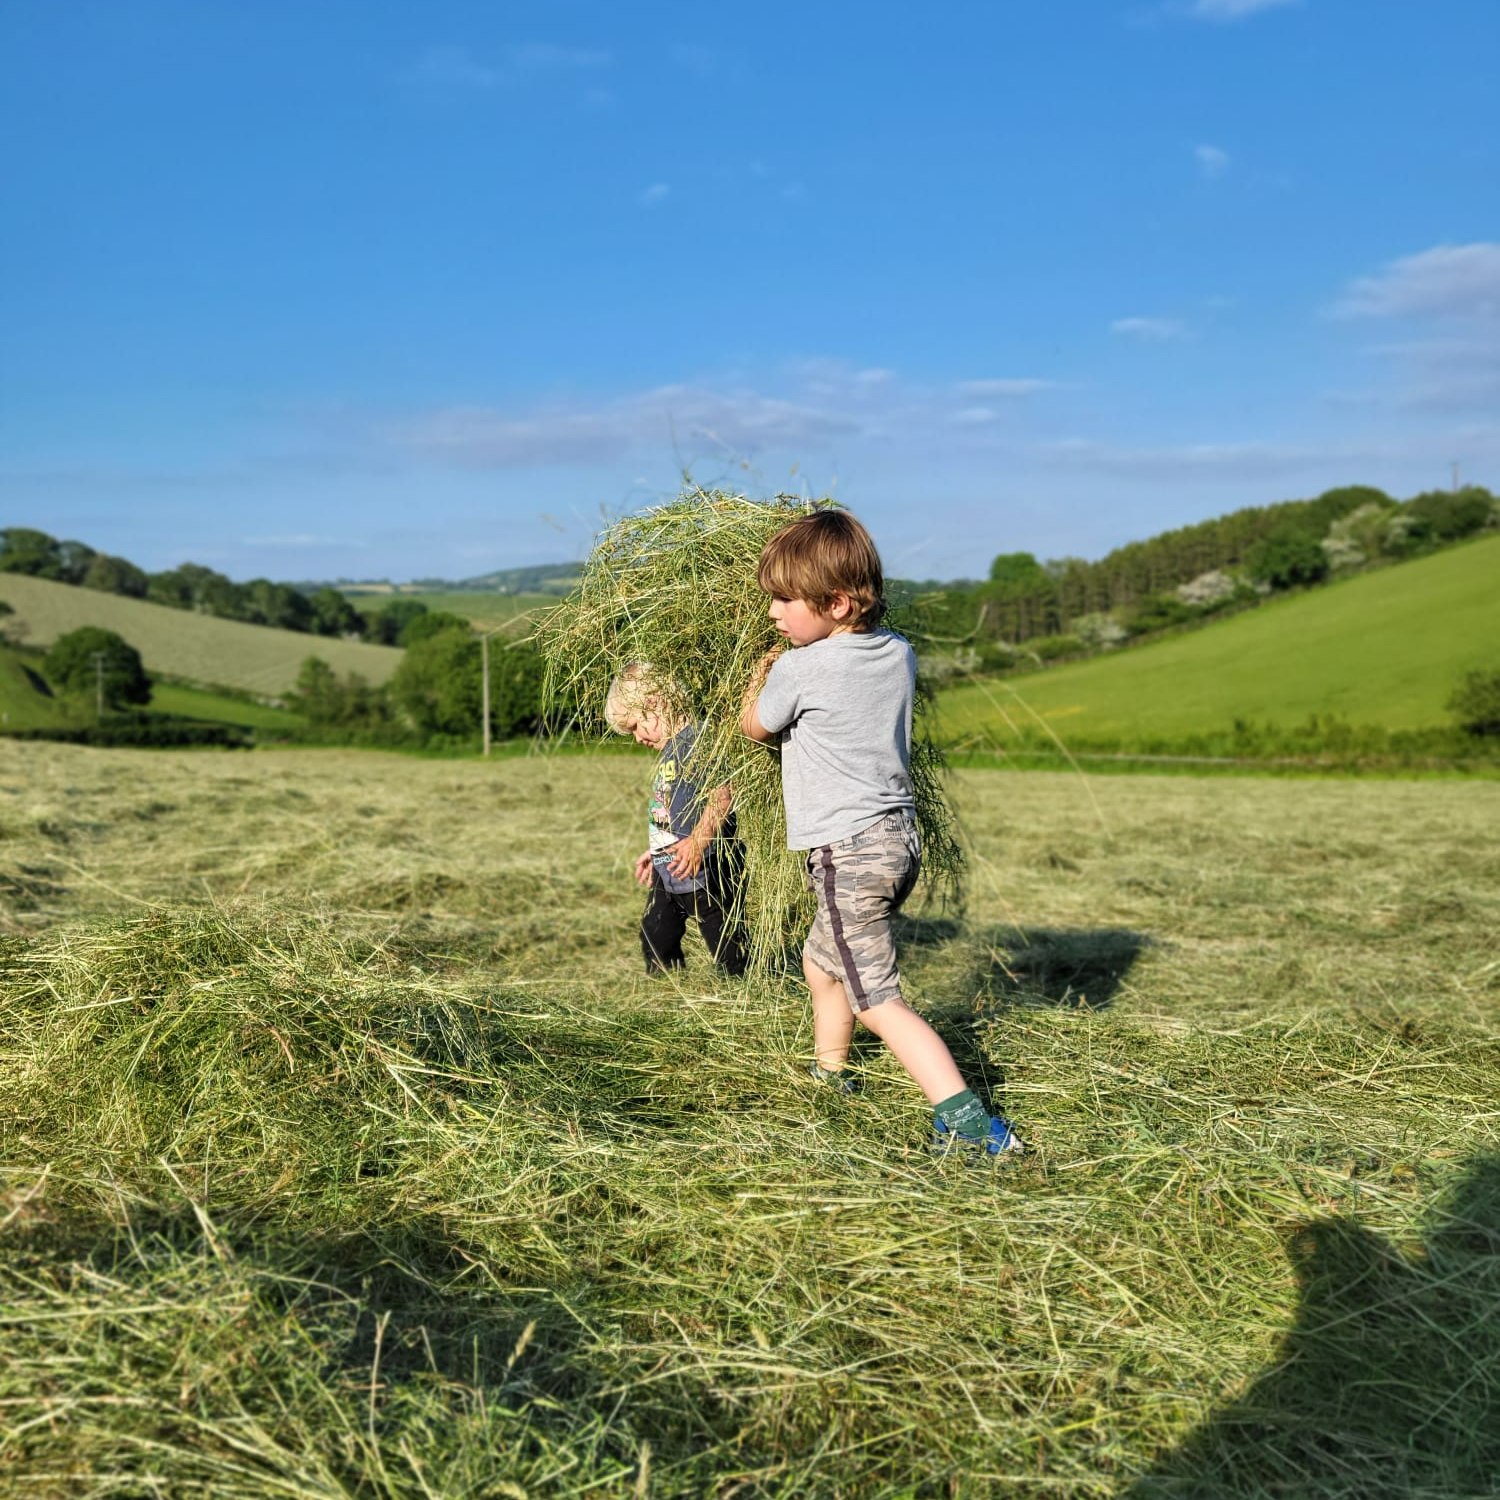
[640,866,748,978]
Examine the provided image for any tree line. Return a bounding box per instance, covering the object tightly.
[908,483,1499,674]
[0,527,466,645]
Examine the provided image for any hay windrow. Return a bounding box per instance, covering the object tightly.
[534,489,963,969]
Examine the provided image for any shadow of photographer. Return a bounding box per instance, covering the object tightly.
[1123,1154,1500,1497]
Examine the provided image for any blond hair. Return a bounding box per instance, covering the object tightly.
[755,507,886,629]
[604,661,689,733]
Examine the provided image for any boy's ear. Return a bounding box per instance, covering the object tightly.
[829,591,854,621]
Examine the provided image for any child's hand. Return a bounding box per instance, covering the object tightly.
[747,645,783,692]
[633,851,654,886]
[666,834,706,879]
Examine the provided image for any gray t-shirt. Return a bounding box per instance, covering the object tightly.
[755,629,916,849]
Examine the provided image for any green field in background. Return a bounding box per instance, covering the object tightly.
[935,532,1500,745]
[0,574,405,696]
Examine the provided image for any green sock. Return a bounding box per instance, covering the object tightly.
[934,1089,988,1137]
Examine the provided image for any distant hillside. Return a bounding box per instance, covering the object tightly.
[0,574,404,697]
[936,532,1500,745]
[334,563,582,597]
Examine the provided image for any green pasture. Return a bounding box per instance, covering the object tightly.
[0,648,78,730]
[936,532,1500,747]
[1,741,1496,1496]
[146,679,306,729]
[0,573,405,697]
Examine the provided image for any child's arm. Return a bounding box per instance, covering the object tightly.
[665,783,733,879]
[739,648,782,743]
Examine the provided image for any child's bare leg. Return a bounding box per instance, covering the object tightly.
[854,998,965,1103]
[804,952,855,1071]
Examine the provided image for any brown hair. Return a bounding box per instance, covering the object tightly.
[755,507,886,629]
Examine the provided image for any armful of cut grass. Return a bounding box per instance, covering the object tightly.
[534,488,963,970]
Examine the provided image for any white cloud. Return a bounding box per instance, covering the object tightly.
[242,533,365,550]
[1195,144,1230,179]
[1187,0,1299,20]
[415,46,503,89]
[1330,245,1500,415]
[389,384,865,470]
[1042,437,1348,480]
[1333,243,1500,321]
[639,182,671,207]
[1111,316,1189,342]
[955,378,1056,398]
[950,407,1001,427]
[413,42,611,90]
[507,43,611,71]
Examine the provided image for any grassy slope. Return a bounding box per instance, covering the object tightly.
[0,645,304,732]
[0,574,405,696]
[1,742,1496,1495]
[936,532,1500,744]
[0,649,78,729]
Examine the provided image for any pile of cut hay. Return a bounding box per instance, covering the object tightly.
[535,488,962,969]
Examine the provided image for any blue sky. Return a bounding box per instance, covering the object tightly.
[2,0,1496,583]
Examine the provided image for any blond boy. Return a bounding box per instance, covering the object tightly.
[607,664,748,978]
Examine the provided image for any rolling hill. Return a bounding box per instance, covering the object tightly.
[0,574,404,697]
[934,532,1500,746]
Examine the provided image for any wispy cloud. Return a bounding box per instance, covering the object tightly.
[1111,316,1190,342]
[388,384,865,470]
[1195,144,1230,179]
[955,378,1057,398]
[1186,0,1299,20]
[1331,245,1500,414]
[1042,437,1348,480]
[638,182,671,208]
[243,533,366,550]
[413,42,611,90]
[1332,242,1500,321]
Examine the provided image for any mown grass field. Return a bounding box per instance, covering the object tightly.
[936,533,1500,748]
[1,741,1496,1496]
[0,574,404,696]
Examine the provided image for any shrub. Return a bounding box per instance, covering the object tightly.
[1246,528,1329,590]
[1126,593,1196,636]
[399,610,474,647]
[390,628,482,738]
[43,627,152,708]
[1400,487,1497,551]
[1447,669,1500,737]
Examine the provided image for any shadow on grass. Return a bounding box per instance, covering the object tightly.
[891,919,1150,1107]
[1123,1154,1500,1498]
[898,917,1150,1013]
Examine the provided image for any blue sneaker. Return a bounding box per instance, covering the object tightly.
[931,1115,1024,1160]
[806,1062,860,1095]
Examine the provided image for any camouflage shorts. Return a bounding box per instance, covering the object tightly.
[803,811,921,1012]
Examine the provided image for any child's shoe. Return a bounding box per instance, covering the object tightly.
[931,1114,1024,1160]
[806,1062,860,1095]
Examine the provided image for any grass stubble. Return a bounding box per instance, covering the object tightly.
[0,736,1497,1497]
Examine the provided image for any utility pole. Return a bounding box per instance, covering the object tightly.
[1451,460,1461,493]
[91,650,107,722]
[480,631,491,757]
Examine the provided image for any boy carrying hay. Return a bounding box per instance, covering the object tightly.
[741,508,1023,1159]
[606,663,749,979]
